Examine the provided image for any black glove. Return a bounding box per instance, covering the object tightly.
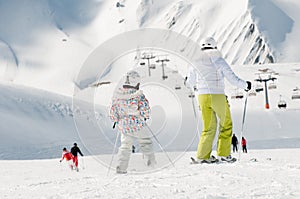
[245,81,252,92]
[112,122,116,129]
[59,160,62,162]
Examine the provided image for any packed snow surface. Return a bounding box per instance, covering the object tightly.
[1,149,299,199]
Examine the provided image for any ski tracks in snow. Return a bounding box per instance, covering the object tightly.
[0,149,300,198]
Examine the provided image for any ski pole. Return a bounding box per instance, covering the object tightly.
[238,94,248,161]
[59,160,62,171]
[190,92,197,118]
[190,92,202,139]
[145,124,175,168]
[107,131,121,176]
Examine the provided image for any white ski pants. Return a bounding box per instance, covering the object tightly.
[117,127,155,171]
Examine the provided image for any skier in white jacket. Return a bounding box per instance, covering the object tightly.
[186,37,251,163]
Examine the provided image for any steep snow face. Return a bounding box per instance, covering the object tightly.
[215,10,275,65]
[141,0,275,65]
[270,0,300,62]
[249,0,294,49]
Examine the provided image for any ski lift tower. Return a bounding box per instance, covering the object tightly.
[141,52,156,77]
[255,74,277,109]
[156,55,169,80]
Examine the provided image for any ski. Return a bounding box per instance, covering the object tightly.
[190,157,199,164]
[190,156,219,164]
[219,157,237,163]
[190,156,239,164]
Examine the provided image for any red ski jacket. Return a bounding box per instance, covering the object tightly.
[61,151,74,161]
[241,139,247,146]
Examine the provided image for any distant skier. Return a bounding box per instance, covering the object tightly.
[110,70,156,174]
[232,134,238,153]
[241,137,247,153]
[186,37,251,163]
[60,148,75,170]
[71,143,83,171]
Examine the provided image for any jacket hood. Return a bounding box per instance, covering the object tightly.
[113,88,143,100]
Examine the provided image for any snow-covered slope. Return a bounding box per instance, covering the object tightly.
[0,81,78,159]
[1,61,299,160]
[1,1,300,197]
[1,149,300,198]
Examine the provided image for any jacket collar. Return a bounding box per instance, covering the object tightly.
[113,88,143,100]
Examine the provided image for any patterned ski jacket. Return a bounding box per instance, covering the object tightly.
[186,49,248,94]
[110,88,150,134]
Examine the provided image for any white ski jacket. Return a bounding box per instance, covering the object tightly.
[186,49,248,94]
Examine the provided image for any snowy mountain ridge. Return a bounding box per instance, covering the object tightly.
[0,0,299,96]
[145,0,275,65]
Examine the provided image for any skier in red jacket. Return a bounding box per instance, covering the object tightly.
[60,148,75,170]
[241,137,247,153]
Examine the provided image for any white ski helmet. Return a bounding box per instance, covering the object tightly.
[201,37,217,49]
[123,70,141,87]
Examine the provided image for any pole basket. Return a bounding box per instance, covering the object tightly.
[265,103,270,109]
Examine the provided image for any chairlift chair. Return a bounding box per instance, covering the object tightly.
[278,95,287,109]
[174,79,181,90]
[188,92,195,98]
[235,94,244,99]
[116,2,125,8]
[231,89,244,99]
[175,85,181,90]
[255,84,264,93]
[248,89,257,97]
[150,64,156,69]
[268,82,277,90]
[278,100,287,109]
[291,87,300,100]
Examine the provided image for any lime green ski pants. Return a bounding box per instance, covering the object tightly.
[197,94,233,159]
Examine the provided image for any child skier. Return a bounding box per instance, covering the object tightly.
[60,148,75,170]
[186,37,251,163]
[110,70,156,174]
